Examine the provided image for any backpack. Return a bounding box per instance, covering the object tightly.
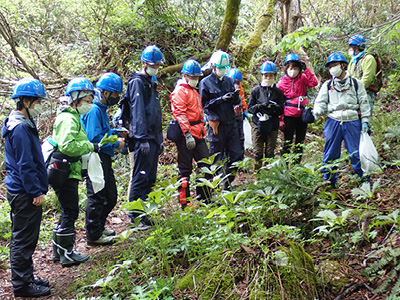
[356,52,383,93]
[327,77,359,104]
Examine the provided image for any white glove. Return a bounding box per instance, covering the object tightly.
[313,107,324,120]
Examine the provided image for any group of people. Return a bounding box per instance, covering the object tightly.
[2,34,378,297]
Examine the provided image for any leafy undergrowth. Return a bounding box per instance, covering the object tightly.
[2,98,400,299]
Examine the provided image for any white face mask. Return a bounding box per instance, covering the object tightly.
[261,79,275,87]
[287,69,299,78]
[28,103,44,118]
[215,68,227,78]
[348,49,355,57]
[329,65,343,78]
[77,103,92,115]
[234,83,240,90]
[188,79,199,88]
[146,66,159,77]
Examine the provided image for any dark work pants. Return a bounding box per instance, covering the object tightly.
[85,152,117,241]
[177,137,211,201]
[54,178,80,230]
[282,116,308,162]
[236,113,245,152]
[208,121,244,187]
[7,192,42,291]
[129,139,160,216]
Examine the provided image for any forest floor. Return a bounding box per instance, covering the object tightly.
[1,136,400,299]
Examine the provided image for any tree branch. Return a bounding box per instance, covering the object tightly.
[214,0,241,51]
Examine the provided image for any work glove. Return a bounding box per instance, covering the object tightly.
[139,141,150,155]
[313,107,324,120]
[222,92,235,102]
[300,61,307,71]
[100,133,119,146]
[362,122,369,133]
[184,132,196,150]
[243,110,250,120]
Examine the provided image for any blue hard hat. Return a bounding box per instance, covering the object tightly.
[96,72,123,93]
[325,52,348,67]
[181,59,203,76]
[141,45,164,65]
[260,61,277,74]
[348,34,366,49]
[226,68,243,82]
[11,78,47,100]
[284,53,301,65]
[65,77,94,96]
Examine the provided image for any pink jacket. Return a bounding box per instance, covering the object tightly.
[277,69,318,117]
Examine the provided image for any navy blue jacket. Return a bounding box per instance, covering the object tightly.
[199,72,239,124]
[1,111,48,198]
[81,91,120,157]
[125,72,162,144]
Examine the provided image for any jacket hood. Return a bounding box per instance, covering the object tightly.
[129,71,152,83]
[332,72,352,90]
[1,110,35,138]
[175,78,191,88]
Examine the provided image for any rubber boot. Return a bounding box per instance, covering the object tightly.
[52,226,60,262]
[178,177,190,209]
[55,230,90,267]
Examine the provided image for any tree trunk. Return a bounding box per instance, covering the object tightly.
[214,0,241,51]
[236,0,277,68]
[281,0,303,36]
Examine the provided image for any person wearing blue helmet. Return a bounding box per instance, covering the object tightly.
[2,78,51,297]
[199,50,243,191]
[313,52,371,188]
[50,77,98,267]
[248,61,285,170]
[226,68,249,152]
[171,59,212,208]
[277,53,318,163]
[81,72,126,245]
[125,45,164,229]
[347,34,378,115]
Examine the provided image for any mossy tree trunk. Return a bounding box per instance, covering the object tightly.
[214,0,241,51]
[236,0,277,69]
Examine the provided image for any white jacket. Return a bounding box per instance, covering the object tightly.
[313,72,370,124]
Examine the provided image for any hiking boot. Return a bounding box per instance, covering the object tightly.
[14,282,51,298]
[103,228,116,236]
[131,215,155,231]
[33,277,49,287]
[87,234,115,246]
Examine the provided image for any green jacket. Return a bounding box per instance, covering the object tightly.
[348,52,377,90]
[52,105,94,180]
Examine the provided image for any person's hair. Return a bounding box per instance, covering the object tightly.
[284,61,301,73]
[16,96,37,110]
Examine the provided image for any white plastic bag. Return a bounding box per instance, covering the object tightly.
[243,117,252,150]
[87,152,105,193]
[359,132,379,174]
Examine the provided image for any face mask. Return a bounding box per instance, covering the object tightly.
[287,69,299,78]
[107,96,120,106]
[261,79,275,87]
[188,79,198,88]
[329,65,343,77]
[77,103,92,115]
[348,49,354,56]
[234,83,240,90]
[215,68,227,78]
[146,66,158,77]
[28,104,43,118]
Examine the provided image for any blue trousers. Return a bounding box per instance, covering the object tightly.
[322,118,363,184]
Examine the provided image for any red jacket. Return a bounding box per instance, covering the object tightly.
[171,79,205,139]
[277,69,318,117]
